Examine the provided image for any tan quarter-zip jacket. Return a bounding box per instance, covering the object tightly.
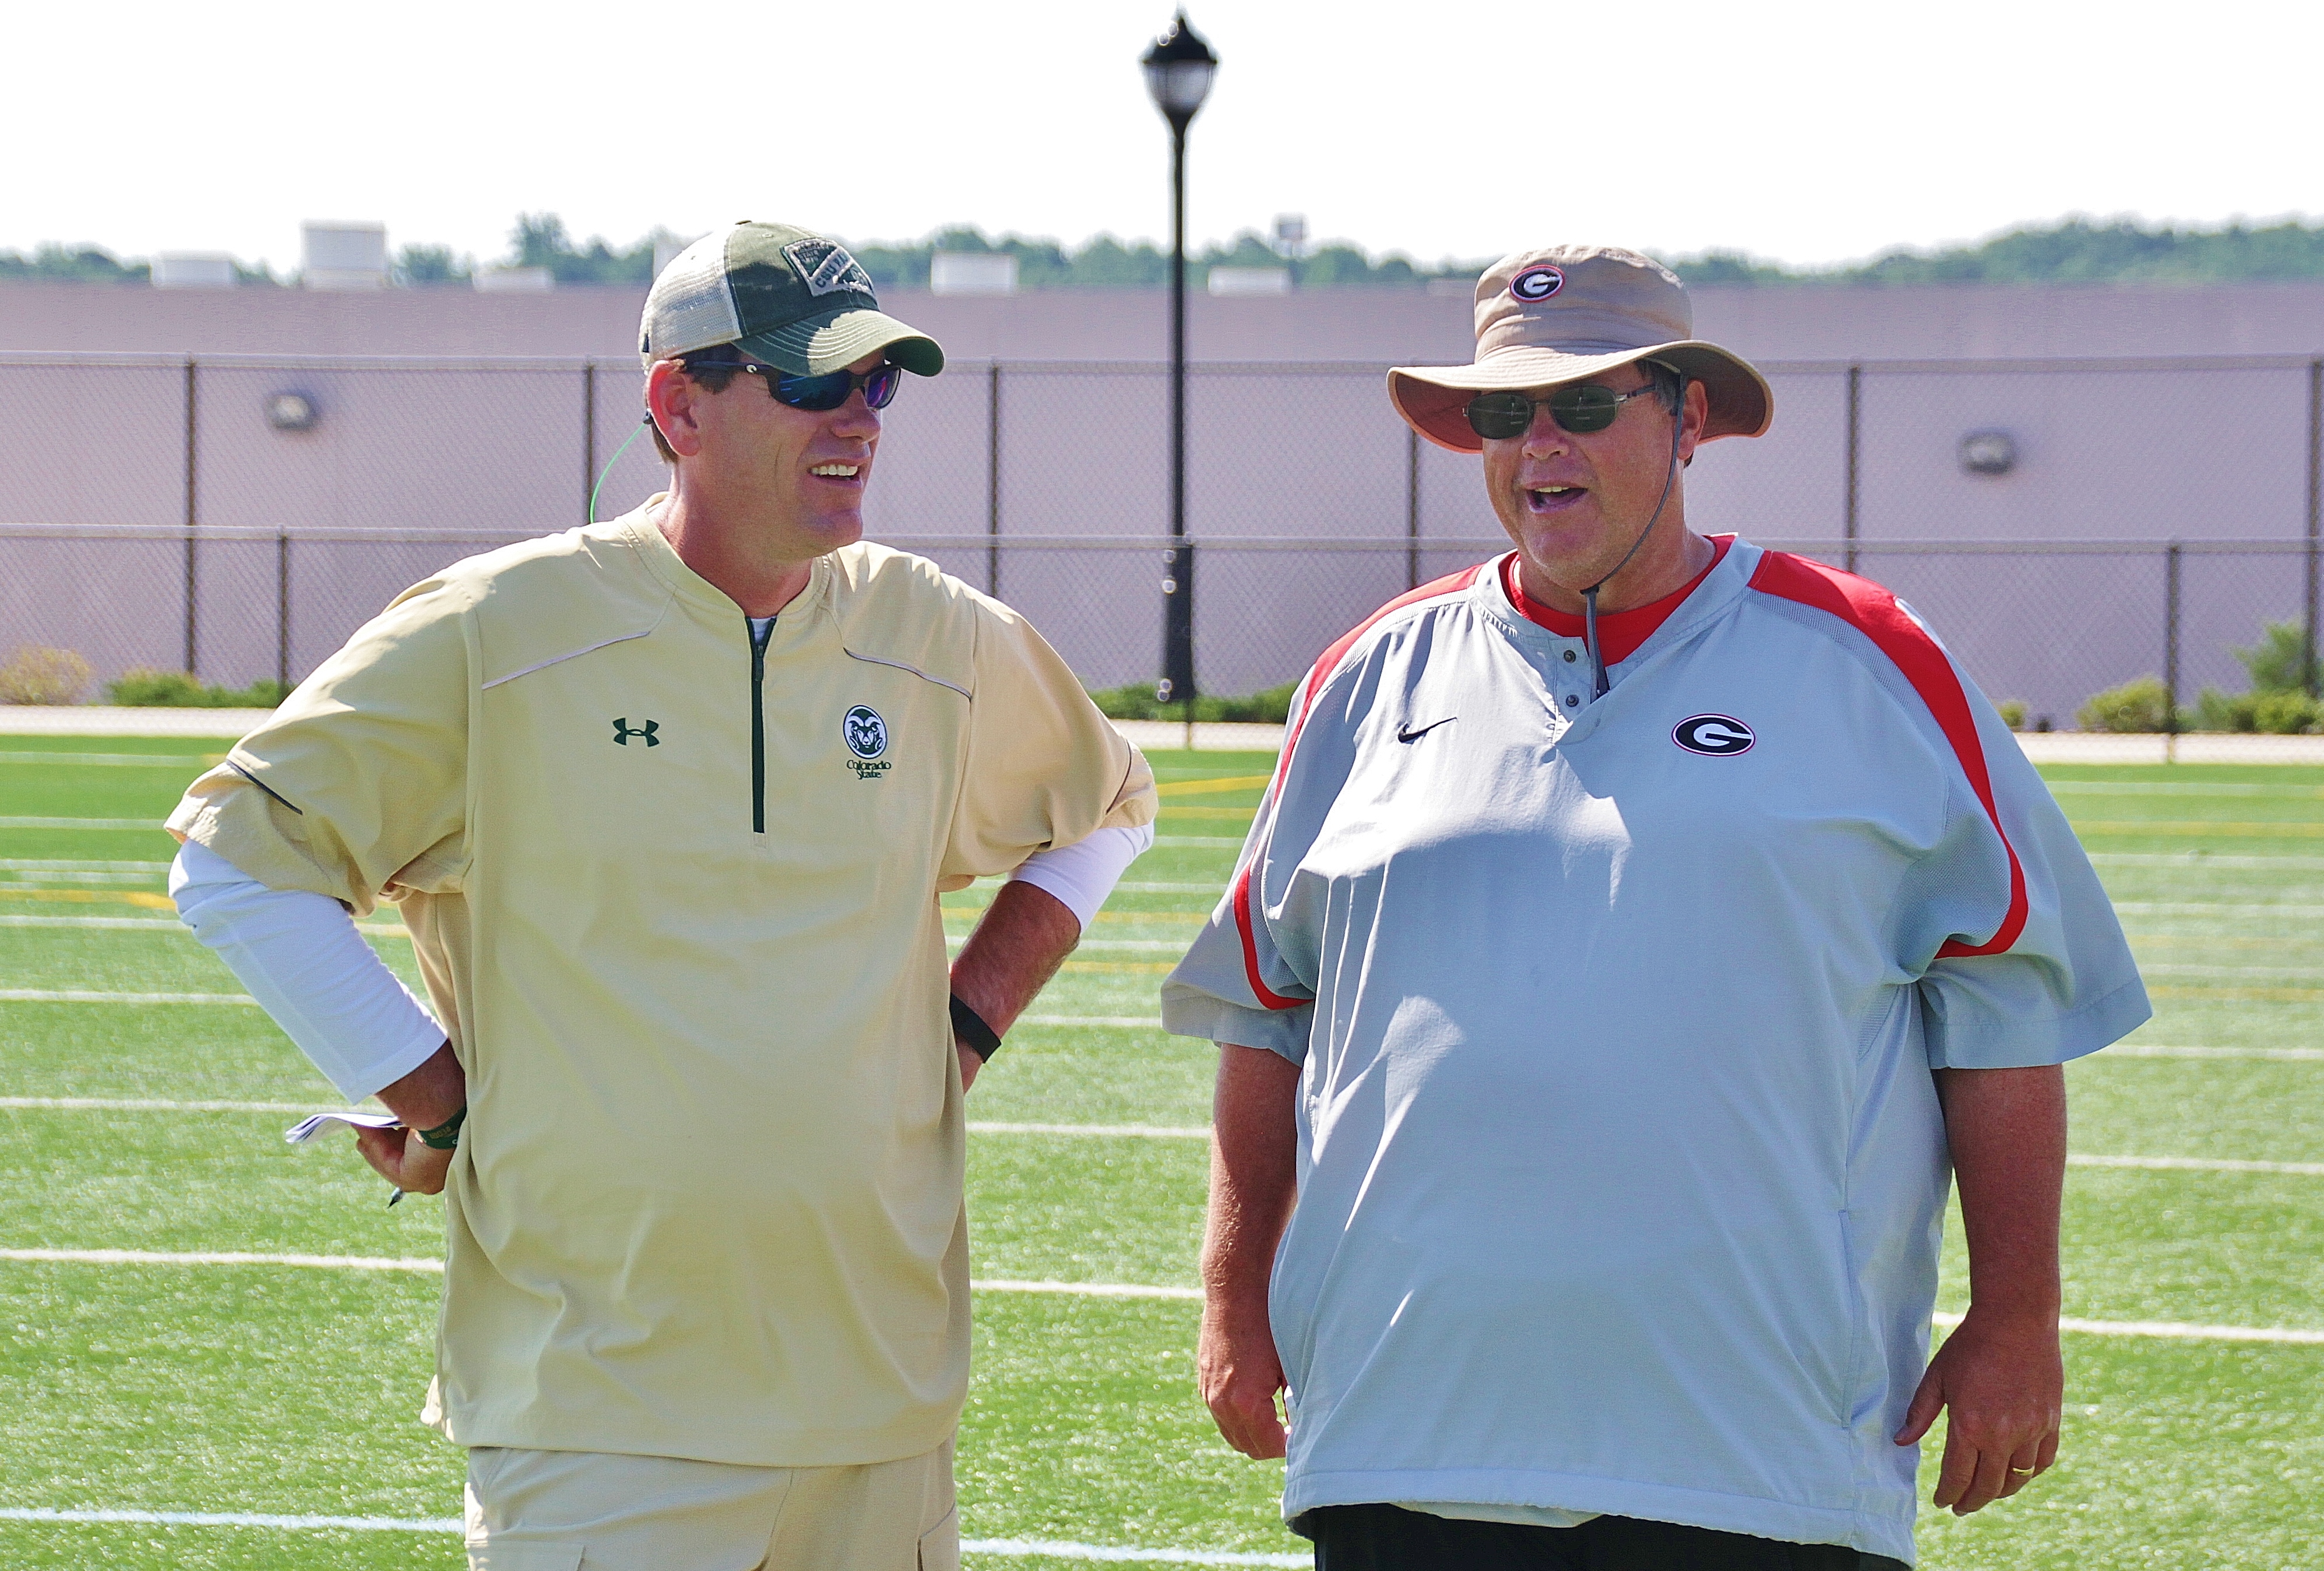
[169,502,1156,1466]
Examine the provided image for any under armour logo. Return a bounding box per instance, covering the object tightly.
[612,718,659,747]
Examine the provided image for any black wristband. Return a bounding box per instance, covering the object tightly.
[949,995,1002,1062]
[415,1106,467,1150]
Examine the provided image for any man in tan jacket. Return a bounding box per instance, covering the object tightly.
[170,220,1156,1570]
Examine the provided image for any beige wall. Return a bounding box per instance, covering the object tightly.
[3,279,2319,725]
[6,276,2322,362]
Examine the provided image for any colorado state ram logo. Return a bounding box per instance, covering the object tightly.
[843,705,888,760]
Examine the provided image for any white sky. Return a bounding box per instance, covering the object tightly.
[8,0,2318,276]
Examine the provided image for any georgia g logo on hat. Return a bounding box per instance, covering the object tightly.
[1510,264,1565,302]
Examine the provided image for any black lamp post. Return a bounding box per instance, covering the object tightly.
[1142,10,1216,715]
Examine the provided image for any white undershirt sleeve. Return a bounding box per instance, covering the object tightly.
[168,839,448,1104]
[1005,822,1155,932]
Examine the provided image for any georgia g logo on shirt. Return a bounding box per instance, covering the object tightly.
[1673,714,1755,756]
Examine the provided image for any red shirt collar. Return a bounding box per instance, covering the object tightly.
[1499,535,1735,665]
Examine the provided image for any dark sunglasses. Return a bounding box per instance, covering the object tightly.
[685,354,903,413]
[1464,382,1659,441]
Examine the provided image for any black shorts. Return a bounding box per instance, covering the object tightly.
[1295,1503,1911,1571]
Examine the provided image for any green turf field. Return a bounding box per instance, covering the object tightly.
[1,736,2319,1568]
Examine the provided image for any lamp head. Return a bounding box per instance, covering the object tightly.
[1142,10,1217,124]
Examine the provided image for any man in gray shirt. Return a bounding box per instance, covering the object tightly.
[1164,246,2145,1568]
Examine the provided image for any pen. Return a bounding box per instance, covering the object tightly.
[388,1188,406,1207]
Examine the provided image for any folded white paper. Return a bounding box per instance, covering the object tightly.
[284,1111,402,1146]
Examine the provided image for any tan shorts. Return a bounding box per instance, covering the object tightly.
[462,1436,957,1571]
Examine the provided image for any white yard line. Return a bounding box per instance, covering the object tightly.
[1932,1310,2324,1346]
[0,1247,443,1272]
[0,751,218,767]
[2070,1153,2324,1176]
[946,938,1182,953]
[0,858,170,871]
[8,1248,2318,1345]
[7,1248,2319,1344]
[2111,901,2324,918]
[0,1507,1308,1565]
[1153,837,1244,849]
[0,1507,459,1534]
[960,1540,1304,1566]
[0,1248,1203,1301]
[2089,852,2324,871]
[0,870,162,885]
[0,817,161,830]
[973,1280,1203,1301]
[18,1101,2324,1173]
[2103,1043,2324,1062]
[0,1097,333,1114]
[1015,1015,1167,1028]
[0,913,407,935]
[0,989,258,1005]
[2,1098,1213,1132]
[2049,779,2324,799]
[2135,963,2324,980]
[970,1121,1210,1140]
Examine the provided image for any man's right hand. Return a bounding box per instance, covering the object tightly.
[354,1039,467,1196]
[353,1123,455,1195]
[1200,1302,1289,1459]
[1200,1044,1303,1460]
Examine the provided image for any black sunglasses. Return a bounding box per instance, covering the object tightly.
[684,354,903,413]
[1464,382,1659,441]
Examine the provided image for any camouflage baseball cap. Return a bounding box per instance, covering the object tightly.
[638,220,943,378]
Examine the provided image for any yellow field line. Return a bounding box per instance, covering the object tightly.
[0,887,174,910]
[1060,960,1175,974]
[1159,805,1259,819]
[1154,774,1273,798]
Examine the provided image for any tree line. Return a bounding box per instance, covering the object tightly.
[10,215,2324,290]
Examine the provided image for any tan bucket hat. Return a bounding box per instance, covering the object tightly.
[1389,245,1772,453]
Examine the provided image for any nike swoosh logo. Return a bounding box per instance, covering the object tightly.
[1396,717,1455,742]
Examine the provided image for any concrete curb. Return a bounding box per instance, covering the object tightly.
[2014,732,2324,765]
[1110,720,1286,753]
[0,706,274,738]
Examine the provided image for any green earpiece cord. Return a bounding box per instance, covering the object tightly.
[588,415,656,525]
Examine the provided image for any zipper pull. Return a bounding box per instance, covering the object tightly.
[748,614,776,680]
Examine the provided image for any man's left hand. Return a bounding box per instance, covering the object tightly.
[1894,1304,2062,1514]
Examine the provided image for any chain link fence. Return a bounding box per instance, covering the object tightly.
[2,351,2318,728]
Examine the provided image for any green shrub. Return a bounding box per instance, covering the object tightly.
[2194,687,2258,732]
[2251,690,2323,735]
[2184,620,2320,731]
[2233,619,2315,694]
[1086,679,1299,724]
[1996,699,2027,731]
[2077,676,2177,734]
[105,669,288,709]
[2193,686,2323,734]
[0,644,92,705]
